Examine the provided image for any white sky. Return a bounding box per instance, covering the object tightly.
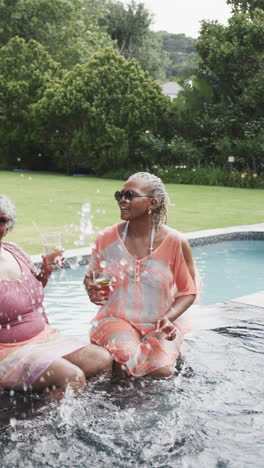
[124,0,233,38]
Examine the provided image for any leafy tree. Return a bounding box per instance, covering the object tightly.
[159,32,198,78]
[131,30,170,81]
[227,0,264,15]
[0,36,62,168]
[33,48,168,174]
[175,7,264,171]
[102,0,152,58]
[100,0,168,79]
[0,0,113,68]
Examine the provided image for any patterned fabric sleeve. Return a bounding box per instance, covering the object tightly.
[172,240,197,299]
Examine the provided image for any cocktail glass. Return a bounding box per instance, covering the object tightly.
[92,270,112,305]
[41,231,63,267]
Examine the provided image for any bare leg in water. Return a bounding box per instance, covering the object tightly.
[31,344,113,400]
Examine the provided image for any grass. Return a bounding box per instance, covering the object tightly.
[1,170,263,254]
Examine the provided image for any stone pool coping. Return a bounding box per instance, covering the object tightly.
[31,222,264,309]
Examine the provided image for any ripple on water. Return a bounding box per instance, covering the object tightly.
[1,313,264,467]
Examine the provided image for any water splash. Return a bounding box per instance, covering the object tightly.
[75,202,94,246]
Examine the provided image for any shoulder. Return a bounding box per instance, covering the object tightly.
[95,224,119,246]
[163,226,183,244]
[3,241,26,255]
[3,241,37,271]
[163,227,193,255]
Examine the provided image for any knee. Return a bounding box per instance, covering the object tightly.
[66,366,86,389]
[150,366,174,378]
[96,348,113,374]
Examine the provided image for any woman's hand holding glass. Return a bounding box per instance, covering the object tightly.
[86,271,114,306]
[41,232,65,270]
[42,249,65,272]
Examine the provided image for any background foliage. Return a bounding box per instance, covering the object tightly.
[0,0,263,186]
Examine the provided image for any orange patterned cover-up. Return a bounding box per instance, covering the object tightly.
[86,224,198,377]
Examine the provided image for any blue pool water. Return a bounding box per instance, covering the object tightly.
[1,239,263,467]
[193,239,264,305]
[38,239,264,337]
[44,239,264,336]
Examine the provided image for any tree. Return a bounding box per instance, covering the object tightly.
[100,0,169,79]
[102,0,152,58]
[0,0,113,68]
[0,36,62,168]
[227,0,264,16]
[186,7,264,170]
[130,30,170,81]
[159,32,198,78]
[33,48,168,174]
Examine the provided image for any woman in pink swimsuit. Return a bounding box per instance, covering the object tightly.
[0,195,112,398]
[84,172,199,378]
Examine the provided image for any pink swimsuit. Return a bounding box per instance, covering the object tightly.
[87,224,197,377]
[0,243,47,343]
[0,242,88,390]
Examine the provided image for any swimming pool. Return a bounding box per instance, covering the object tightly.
[43,239,264,337]
[0,239,263,467]
[193,239,264,305]
[1,301,263,467]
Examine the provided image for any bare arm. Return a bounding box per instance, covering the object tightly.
[181,237,195,282]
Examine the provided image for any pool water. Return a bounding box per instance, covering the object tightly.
[0,239,263,467]
[193,239,264,305]
[44,240,264,336]
[1,302,263,467]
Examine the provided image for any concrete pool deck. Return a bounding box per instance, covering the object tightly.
[31,222,264,309]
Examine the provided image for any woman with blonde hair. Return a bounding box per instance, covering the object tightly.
[85,172,199,378]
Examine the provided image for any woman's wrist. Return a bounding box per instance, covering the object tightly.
[39,256,53,276]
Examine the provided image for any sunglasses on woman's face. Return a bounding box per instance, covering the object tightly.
[0,216,9,225]
[114,190,152,202]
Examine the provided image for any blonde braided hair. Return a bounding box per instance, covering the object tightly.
[127,172,169,228]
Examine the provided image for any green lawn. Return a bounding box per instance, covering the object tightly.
[1,170,263,254]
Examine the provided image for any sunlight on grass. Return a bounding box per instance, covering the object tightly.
[1,171,263,254]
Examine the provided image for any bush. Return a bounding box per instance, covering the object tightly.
[150,166,264,188]
[102,165,264,188]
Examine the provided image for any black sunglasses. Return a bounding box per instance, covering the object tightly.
[114,190,152,201]
[0,216,9,225]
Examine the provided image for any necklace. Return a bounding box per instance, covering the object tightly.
[122,221,155,253]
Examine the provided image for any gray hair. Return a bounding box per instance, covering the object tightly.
[0,195,16,232]
[127,172,169,228]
